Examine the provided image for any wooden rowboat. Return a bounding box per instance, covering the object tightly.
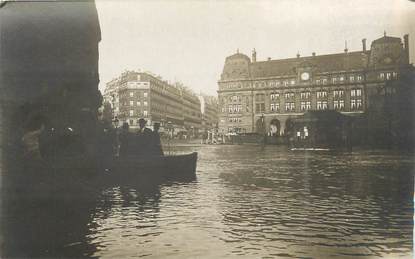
[32,152,198,182]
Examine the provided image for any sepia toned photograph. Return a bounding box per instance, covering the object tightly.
[0,0,414,258]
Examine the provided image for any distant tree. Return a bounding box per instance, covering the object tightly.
[102,101,113,123]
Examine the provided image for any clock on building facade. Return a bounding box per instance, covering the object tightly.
[301,72,310,81]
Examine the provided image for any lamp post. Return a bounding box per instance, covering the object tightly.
[112,116,119,129]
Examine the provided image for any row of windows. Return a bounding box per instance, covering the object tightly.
[228,117,242,123]
[129,100,148,106]
[222,74,365,90]
[225,89,362,105]
[129,110,148,117]
[223,70,399,92]
[129,91,148,98]
[379,72,398,80]
[253,99,362,113]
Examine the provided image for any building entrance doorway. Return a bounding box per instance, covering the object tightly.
[269,119,280,136]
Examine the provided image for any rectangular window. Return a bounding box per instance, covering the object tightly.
[255,103,265,113]
[144,101,148,106]
[333,90,344,98]
[285,102,295,111]
[339,100,344,109]
[129,110,134,116]
[300,101,306,111]
[322,78,327,84]
[350,76,355,82]
[332,77,337,83]
[130,92,134,97]
[317,91,327,98]
[393,72,398,78]
[137,101,141,106]
[339,76,344,81]
[334,100,339,109]
[301,92,311,99]
[322,101,328,110]
[143,110,148,116]
[306,101,311,110]
[380,73,385,80]
[351,99,356,109]
[237,104,242,112]
[357,75,363,81]
[317,101,322,110]
[316,79,321,84]
[129,119,134,125]
[356,99,362,109]
[271,103,275,111]
[386,72,391,80]
[130,101,134,106]
[228,105,232,113]
[255,94,265,102]
[144,92,148,98]
[290,80,296,85]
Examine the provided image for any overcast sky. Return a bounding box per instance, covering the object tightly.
[96,0,415,95]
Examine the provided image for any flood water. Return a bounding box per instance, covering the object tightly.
[1,145,414,258]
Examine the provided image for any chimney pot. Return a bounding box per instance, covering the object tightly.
[267,57,271,61]
[362,38,367,51]
[252,48,257,62]
[312,52,316,56]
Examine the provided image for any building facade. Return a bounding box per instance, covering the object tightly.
[217,33,413,139]
[199,95,219,132]
[103,71,202,135]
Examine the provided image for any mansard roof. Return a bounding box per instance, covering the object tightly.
[372,35,401,44]
[250,51,369,78]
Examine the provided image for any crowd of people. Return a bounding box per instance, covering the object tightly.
[118,118,163,158]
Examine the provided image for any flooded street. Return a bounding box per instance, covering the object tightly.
[1,145,414,258]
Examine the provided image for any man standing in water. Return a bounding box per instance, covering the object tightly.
[151,122,164,157]
[136,118,152,157]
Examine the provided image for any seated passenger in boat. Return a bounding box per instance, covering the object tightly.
[119,122,132,157]
[150,122,164,156]
[135,118,153,157]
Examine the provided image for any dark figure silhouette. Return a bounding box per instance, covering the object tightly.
[119,122,132,157]
[136,118,152,157]
[151,123,164,157]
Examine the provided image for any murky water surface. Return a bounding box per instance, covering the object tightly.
[2,145,414,258]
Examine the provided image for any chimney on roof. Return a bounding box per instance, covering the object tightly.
[312,52,316,57]
[404,34,409,61]
[296,52,300,58]
[362,38,367,51]
[344,41,348,53]
[267,57,271,61]
[252,48,257,62]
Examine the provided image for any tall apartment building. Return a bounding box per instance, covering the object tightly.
[199,95,219,132]
[103,71,202,134]
[217,33,413,138]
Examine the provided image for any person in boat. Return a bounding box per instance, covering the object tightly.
[119,122,131,157]
[150,122,164,156]
[135,118,153,157]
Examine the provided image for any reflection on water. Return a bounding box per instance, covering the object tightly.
[1,145,414,258]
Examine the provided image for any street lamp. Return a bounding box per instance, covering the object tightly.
[112,116,119,129]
